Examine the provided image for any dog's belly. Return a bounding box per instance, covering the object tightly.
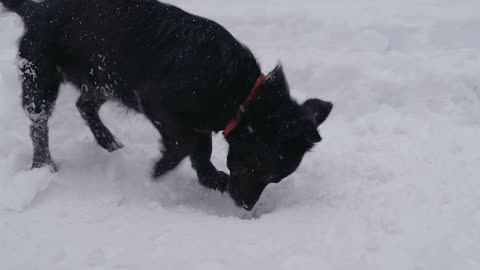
[59,59,142,112]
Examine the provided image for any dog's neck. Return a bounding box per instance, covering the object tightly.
[223,73,268,137]
[224,80,297,143]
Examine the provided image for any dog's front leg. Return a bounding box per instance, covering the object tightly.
[190,133,229,192]
[152,125,194,179]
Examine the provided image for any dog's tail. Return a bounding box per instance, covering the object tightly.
[1,0,40,25]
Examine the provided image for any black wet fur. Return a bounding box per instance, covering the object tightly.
[1,0,333,210]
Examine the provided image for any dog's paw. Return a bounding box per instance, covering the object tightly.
[32,158,57,173]
[199,170,229,192]
[151,158,178,180]
[97,134,124,152]
[105,139,124,152]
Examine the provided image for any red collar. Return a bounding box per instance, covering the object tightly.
[223,73,267,137]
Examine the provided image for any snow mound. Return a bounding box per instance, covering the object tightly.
[0,168,54,212]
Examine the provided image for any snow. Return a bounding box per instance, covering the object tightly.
[1,0,480,269]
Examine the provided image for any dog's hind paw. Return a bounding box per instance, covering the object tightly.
[96,133,124,152]
[105,139,124,152]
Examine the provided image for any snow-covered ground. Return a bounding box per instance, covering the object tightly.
[1,0,480,269]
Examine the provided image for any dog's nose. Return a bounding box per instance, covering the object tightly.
[241,202,256,211]
[325,101,333,114]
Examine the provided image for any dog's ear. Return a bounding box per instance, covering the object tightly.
[266,64,290,96]
[302,99,333,127]
[304,123,322,143]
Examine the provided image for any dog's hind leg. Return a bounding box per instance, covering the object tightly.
[190,133,229,192]
[19,37,60,171]
[76,89,123,152]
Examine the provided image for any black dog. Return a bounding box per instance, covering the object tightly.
[1,0,332,210]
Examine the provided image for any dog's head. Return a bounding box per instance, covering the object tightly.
[226,65,333,210]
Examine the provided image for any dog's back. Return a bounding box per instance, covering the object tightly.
[5,0,261,120]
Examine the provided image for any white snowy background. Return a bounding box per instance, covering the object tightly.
[1,0,480,269]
